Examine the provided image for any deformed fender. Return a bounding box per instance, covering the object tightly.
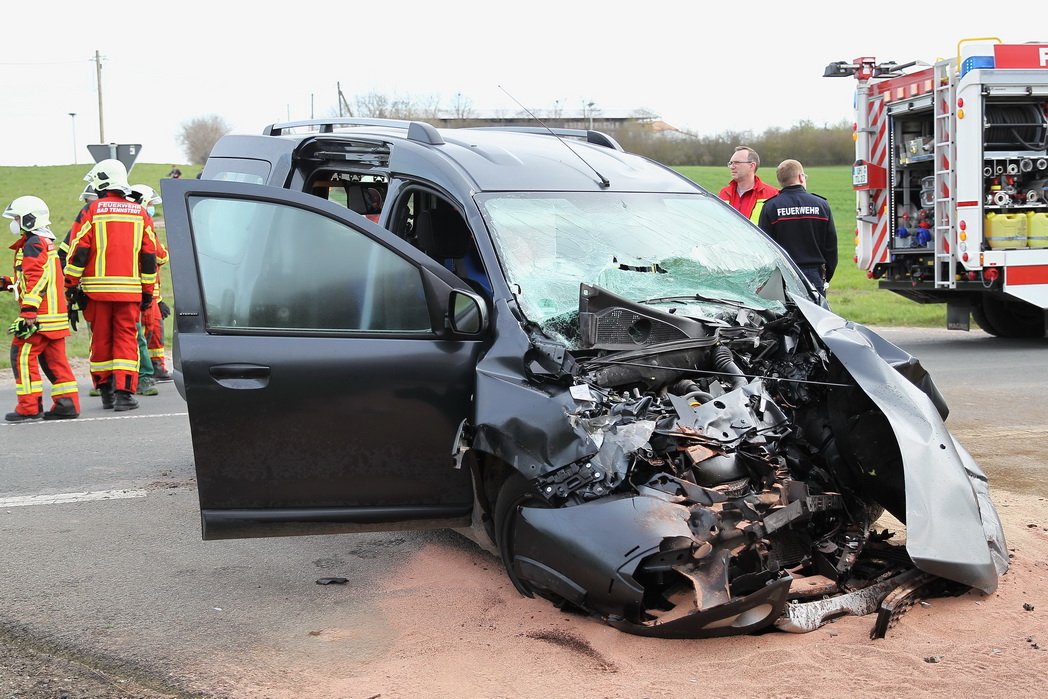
[794,297,1008,592]
[470,299,598,472]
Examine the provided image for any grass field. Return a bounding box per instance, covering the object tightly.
[0,162,943,370]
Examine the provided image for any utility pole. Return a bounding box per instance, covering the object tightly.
[95,50,105,142]
[68,113,77,164]
[337,82,353,117]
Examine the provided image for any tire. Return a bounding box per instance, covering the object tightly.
[973,294,1045,338]
[971,301,1001,336]
[493,471,545,597]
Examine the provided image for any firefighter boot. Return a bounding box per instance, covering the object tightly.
[5,410,42,422]
[99,380,115,410]
[152,360,173,382]
[136,376,159,396]
[113,390,139,412]
[43,397,80,420]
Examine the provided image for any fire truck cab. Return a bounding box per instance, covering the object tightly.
[827,38,1048,337]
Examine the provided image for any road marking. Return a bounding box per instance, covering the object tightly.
[0,412,187,426]
[0,489,148,508]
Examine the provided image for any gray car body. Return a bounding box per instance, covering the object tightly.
[164,119,1008,637]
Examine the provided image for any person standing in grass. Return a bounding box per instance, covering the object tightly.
[2,196,81,421]
[719,145,779,223]
[758,159,838,295]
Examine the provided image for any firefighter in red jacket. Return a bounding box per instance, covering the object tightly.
[64,159,158,412]
[130,184,172,382]
[2,196,81,421]
[719,145,779,223]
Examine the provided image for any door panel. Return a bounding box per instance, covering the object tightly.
[161,179,480,531]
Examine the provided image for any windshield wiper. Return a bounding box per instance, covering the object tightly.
[639,293,750,309]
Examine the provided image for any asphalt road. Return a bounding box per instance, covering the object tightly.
[0,325,1045,697]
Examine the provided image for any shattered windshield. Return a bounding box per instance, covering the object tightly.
[478,191,808,333]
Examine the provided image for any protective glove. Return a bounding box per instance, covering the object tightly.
[64,286,88,327]
[140,292,153,311]
[65,283,89,311]
[0,275,13,292]
[8,317,38,339]
[158,300,171,319]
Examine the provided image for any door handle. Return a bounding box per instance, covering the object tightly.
[209,364,271,389]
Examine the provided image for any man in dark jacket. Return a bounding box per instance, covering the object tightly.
[758,159,838,295]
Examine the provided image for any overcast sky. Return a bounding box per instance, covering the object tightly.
[2,3,1037,168]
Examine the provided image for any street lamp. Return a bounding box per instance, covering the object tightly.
[68,112,77,164]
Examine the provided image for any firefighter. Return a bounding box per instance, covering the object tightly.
[758,159,838,295]
[129,184,172,384]
[64,159,158,411]
[719,145,779,223]
[2,196,81,421]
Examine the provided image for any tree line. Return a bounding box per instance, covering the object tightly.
[178,93,856,167]
[612,119,855,167]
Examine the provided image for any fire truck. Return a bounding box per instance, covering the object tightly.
[825,38,1048,337]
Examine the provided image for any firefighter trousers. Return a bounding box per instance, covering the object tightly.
[10,333,81,416]
[83,299,141,393]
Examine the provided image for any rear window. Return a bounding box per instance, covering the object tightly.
[203,157,271,185]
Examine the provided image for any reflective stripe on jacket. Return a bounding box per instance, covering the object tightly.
[10,234,70,337]
[64,193,157,301]
[719,176,780,223]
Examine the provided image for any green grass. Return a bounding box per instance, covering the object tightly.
[0,163,198,369]
[1,162,944,369]
[676,165,946,327]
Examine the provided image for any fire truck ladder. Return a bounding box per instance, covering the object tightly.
[933,59,957,288]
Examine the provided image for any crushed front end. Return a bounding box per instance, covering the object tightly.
[478,286,1008,638]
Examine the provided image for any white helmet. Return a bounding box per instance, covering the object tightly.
[3,195,52,235]
[130,184,162,207]
[84,158,131,194]
[79,184,98,202]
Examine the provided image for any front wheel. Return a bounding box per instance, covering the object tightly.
[493,472,546,597]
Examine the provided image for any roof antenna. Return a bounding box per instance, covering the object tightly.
[498,85,611,188]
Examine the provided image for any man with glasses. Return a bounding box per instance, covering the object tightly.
[718,145,779,222]
[757,159,838,296]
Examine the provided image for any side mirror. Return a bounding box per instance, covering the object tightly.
[449,289,488,335]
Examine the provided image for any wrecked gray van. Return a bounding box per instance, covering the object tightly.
[162,119,1008,638]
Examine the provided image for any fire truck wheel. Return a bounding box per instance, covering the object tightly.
[973,295,1046,338]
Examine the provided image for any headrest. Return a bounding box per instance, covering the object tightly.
[414,207,471,259]
[346,186,366,214]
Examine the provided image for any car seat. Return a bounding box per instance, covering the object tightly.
[413,207,491,297]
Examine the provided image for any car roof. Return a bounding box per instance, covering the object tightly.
[208,119,704,195]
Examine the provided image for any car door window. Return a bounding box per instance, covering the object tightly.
[188,196,430,332]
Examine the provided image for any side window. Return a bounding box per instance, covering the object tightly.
[188,196,430,333]
[394,190,492,298]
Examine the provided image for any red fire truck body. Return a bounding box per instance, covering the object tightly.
[829,39,1048,337]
